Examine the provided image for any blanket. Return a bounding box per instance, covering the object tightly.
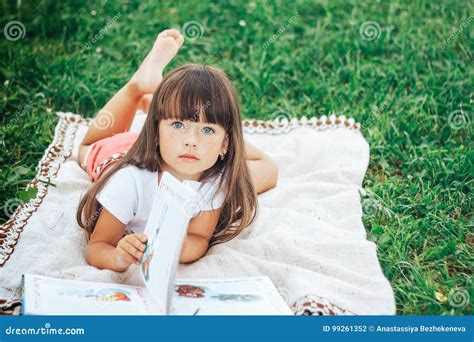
[0,110,396,315]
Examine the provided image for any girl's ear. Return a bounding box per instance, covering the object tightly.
[221,133,229,154]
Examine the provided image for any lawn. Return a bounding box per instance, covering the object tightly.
[0,0,472,315]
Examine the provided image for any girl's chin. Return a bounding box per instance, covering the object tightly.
[170,164,205,178]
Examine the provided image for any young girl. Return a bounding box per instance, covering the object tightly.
[76,29,279,272]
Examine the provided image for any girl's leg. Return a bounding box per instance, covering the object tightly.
[78,29,184,166]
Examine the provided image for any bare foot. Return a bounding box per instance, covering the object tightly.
[130,29,184,96]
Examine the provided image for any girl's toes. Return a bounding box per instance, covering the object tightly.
[176,33,184,45]
[167,29,180,38]
[160,29,181,40]
[159,28,179,38]
[158,29,173,37]
[165,30,183,43]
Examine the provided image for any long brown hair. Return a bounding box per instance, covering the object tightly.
[77,63,258,248]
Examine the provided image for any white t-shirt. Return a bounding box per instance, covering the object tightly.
[96,165,226,233]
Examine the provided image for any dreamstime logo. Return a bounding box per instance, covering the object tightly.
[5,321,85,335]
[5,100,35,129]
[192,100,211,122]
[448,288,470,308]
[373,100,389,116]
[9,165,30,183]
[91,110,115,130]
[439,16,473,50]
[262,12,300,50]
[267,109,293,133]
[270,109,292,123]
[359,188,395,218]
[362,197,383,215]
[203,50,224,66]
[448,109,470,130]
[359,21,381,41]
[2,198,24,217]
[84,12,122,50]
[182,21,203,41]
[85,207,104,227]
[4,20,26,41]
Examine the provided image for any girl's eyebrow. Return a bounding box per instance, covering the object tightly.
[172,119,219,127]
[166,118,224,130]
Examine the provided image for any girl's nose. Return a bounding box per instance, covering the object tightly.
[185,140,197,147]
[183,127,199,147]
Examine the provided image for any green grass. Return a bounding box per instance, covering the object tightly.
[0,0,472,315]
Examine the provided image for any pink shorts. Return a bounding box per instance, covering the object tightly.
[81,132,139,182]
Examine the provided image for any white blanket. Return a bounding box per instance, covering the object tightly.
[0,111,396,315]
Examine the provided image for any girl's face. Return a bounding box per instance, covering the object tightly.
[158,118,228,181]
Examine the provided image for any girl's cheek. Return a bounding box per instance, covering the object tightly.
[166,129,182,139]
[201,137,221,150]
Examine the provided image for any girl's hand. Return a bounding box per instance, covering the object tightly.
[114,233,148,270]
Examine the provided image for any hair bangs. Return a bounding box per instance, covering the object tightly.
[158,66,233,130]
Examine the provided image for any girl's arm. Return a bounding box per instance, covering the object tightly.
[85,207,147,271]
[245,141,279,194]
[179,207,222,263]
[89,205,211,268]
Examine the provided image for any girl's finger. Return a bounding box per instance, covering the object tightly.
[128,235,146,252]
[136,233,148,243]
[117,247,136,265]
[118,242,139,262]
[124,241,143,261]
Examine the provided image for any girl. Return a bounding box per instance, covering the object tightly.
[76,29,279,272]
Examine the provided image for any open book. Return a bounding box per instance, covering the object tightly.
[22,171,293,315]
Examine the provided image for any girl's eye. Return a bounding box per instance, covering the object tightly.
[202,127,215,135]
[171,121,184,129]
[171,121,215,134]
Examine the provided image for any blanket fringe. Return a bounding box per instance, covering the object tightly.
[242,114,360,134]
[0,299,22,315]
[291,294,356,315]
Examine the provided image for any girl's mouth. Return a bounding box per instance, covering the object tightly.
[179,156,199,162]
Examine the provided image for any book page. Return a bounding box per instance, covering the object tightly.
[171,276,294,315]
[22,274,157,315]
[140,171,198,315]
